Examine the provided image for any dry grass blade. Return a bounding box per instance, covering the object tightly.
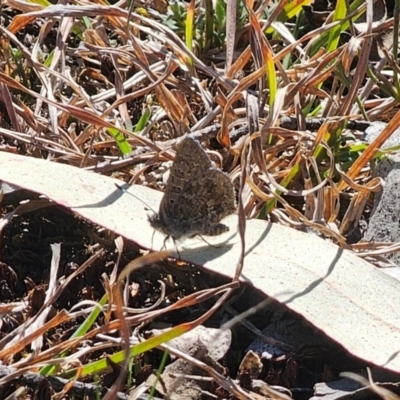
[342,369,400,400]
[338,108,400,191]
[0,310,71,362]
[30,244,61,353]
[108,251,169,399]
[0,83,20,133]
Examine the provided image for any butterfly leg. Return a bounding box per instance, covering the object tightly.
[160,235,181,260]
[197,235,219,248]
[172,238,181,260]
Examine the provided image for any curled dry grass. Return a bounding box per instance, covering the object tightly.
[1,0,400,397]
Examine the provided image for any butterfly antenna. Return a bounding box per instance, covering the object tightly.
[115,183,157,214]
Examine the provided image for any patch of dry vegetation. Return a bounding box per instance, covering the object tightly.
[0,0,400,398]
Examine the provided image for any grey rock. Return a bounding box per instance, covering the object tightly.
[362,122,400,271]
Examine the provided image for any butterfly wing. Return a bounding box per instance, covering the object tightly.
[153,137,235,239]
[160,137,212,210]
[176,168,236,236]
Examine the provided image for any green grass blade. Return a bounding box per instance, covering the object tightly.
[185,0,195,67]
[62,323,191,378]
[107,127,133,156]
[40,294,109,376]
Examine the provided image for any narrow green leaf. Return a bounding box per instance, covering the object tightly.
[62,324,190,378]
[134,107,151,132]
[327,0,347,53]
[107,127,132,156]
[185,0,195,66]
[27,0,52,6]
[40,294,109,376]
